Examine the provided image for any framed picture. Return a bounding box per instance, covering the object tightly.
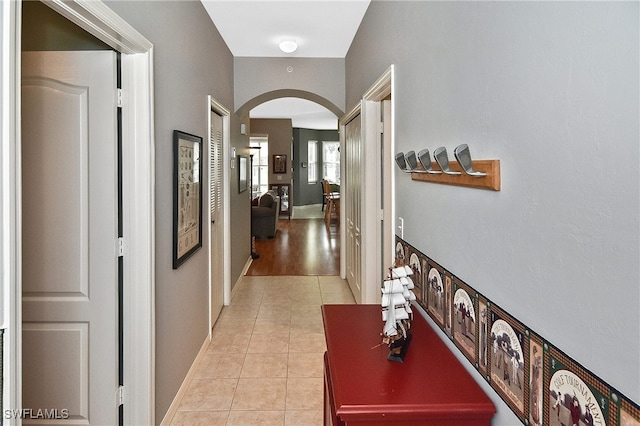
[452,276,478,364]
[425,261,445,328]
[545,344,611,426]
[273,154,287,174]
[173,130,203,269]
[238,155,248,193]
[488,304,527,421]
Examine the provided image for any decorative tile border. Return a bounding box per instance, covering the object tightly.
[395,236,640,426]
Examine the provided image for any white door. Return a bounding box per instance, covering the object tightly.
[210,110,224,325]
[22,51,119,425]
[345,114,362,303]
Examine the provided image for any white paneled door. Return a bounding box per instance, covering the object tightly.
[22,51,119,425]
[345,114,362,303]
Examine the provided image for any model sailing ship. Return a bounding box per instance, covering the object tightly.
[381,265,417,362]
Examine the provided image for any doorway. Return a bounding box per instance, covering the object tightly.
[208,96,231,332]
[22,49,120,425]
[3,1,155,424]
[340,66,395,304]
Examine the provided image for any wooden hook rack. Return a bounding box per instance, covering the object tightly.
[410,159,501,191]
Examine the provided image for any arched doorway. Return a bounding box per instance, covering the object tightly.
[242,92,344,277]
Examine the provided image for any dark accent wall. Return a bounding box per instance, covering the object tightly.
[22,1,110,51]
[293,128,339,206]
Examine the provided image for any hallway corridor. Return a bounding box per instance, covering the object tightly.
[168,274,355,425]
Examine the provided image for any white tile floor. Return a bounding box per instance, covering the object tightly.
[168,275,355,425]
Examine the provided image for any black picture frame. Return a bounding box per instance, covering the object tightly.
[238,155,248,193]
[273,154,287,174]
[173,130,203,269]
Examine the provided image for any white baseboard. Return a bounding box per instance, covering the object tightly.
[159,336,211,426]
[241,255,252,276]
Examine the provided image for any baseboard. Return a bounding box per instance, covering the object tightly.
[241,255,252,276]
[159,335,211,426]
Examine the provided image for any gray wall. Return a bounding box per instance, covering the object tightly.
[293,128,339,206]
[250,118,293,187]
[235,57,345,112]
[103,2,247,423]
[347,1,639,423]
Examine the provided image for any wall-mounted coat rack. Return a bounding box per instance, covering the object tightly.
[411,158,500,190]
[397,145,501,191]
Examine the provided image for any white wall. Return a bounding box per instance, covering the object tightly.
[347,1,639,423]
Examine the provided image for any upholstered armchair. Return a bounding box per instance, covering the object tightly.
[251,191,280,238]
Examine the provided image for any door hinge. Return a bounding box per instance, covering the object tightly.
[379,122,384,134]
[117,88,125,107]
[379,209,384,221]
[117,237,125,257]
[117,385,125,407]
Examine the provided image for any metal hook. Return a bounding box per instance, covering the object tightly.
[417,149,442,174]
[454,144,486,177]
[395,152,411,173]
[433,147,461,175]
[404,151,426,173]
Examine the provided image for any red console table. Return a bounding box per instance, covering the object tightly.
[322,304,495,425]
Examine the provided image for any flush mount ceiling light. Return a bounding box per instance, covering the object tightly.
[279,40,298,54]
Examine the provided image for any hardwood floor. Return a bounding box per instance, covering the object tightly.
[247,218,339,276]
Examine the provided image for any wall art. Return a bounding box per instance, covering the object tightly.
[238,155,248,193]
[273,154,287,174]
[408,252,424,307]
[489,304,527,421]
[452,276,478,365]
[546,345,609,426]
[173,130,202,269]
[394,235,639,426]
[426,261,446,327]
[478,296,490,376]
[528,331,544,426]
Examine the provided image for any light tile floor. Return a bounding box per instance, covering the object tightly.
[169,275,355,426]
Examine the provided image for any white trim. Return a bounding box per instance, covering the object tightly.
[241,256,253,277]
[382,99,394,270]
[120,50,156,426]
[362,65,394,101]
[361,99,382,303]
[43,0,152,54]
[158,335,211,426]
[338,102,362,282]
[4,1,156,424]
[352,65,395,304]
[207,96,231,339]
[2,1,22,422]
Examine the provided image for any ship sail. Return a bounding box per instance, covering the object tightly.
[381,263,417,362]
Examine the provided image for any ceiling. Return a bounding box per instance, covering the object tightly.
[201,0,370,129]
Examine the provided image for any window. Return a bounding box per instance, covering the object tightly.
[249,136,268,197]
[323,141,340,183]
[308,140,318,183]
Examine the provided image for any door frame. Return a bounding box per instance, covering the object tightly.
[339,65,395,304]
[2,1,155,424]
[207,95,231,338]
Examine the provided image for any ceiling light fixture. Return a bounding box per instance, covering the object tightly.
[279,40,298,54]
